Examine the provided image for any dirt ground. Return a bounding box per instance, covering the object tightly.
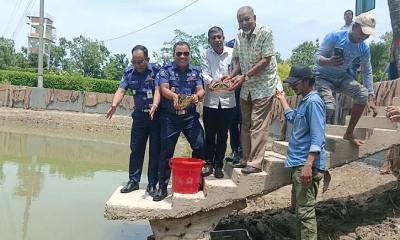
[1,107,399,240]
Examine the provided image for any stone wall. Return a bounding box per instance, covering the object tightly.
[0,84,134,116]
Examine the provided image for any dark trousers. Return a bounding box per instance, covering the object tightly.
[129,110,160,186]
[203,105,234,168]
[229,87,242,154]
[158,111,205,191]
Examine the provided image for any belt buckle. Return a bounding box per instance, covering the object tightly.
[143,109,150,113]
[176,110,187,115]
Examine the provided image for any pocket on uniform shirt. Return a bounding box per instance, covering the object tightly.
[128,81,140,90]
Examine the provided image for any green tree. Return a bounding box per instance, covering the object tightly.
[103,54,128,80]
[370,32,392,81]
[153,29,208,66]
[289,40,319,67]
[0,37,15,69]
[68,35,110,78]
[50,37,69,71]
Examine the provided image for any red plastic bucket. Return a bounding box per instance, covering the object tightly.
[170,157,204,194]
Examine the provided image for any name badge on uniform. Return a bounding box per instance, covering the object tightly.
[132,90,136,95]
[171,87,176,93]
[146,90,153,99]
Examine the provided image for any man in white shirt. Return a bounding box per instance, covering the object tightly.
[201,26,235,178]
[340,9,354,31]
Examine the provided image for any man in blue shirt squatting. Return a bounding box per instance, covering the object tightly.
[106,45,161,197]
[314,12,377,146]
[276,64,326,240]
[155,41,205,201]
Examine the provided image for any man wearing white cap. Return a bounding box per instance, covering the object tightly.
[314,12,377,146]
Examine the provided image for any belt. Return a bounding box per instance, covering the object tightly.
[175,109,188,115]
[135,108,150,113]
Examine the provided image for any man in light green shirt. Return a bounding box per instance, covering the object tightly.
[228,5,282,174]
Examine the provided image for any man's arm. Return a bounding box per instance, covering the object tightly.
[300,100,325,185]
[276,90,296,123]
[160,83,179,109]
[314,32,343,66]
[106,88,126,119]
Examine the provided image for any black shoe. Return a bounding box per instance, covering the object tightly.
[241,166,262,174]
[120,179,139,193]
[153,189,168,201]
[214,168,224,179]
[146,184,157,197]
[232,153,242,164]
[147,235,155,240]
[201,164,213,177]
[232,162,246,168]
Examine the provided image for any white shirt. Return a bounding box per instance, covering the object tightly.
[201,47,235,108]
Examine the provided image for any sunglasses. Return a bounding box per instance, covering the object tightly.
[175,51,190,57]
[131,59,146,65]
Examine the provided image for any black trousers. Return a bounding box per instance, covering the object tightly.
[229,87,242,153]
[203,105,234,169]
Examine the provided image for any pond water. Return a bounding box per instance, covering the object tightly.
[0,130,155,240]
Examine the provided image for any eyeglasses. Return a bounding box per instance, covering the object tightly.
[131,59,146,65]
[175,51,190,57]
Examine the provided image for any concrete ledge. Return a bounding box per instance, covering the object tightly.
[345,115,398,130]
[263,153,291,190]
[104,186,172,221]
[231,168,267,198]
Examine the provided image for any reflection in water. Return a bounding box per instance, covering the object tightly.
[0,131,152,240]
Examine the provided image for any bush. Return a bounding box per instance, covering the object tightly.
[0,70,119,94]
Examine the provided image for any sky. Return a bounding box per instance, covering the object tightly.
[0,0,393,61]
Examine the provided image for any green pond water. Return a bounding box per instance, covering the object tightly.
[0,130,156,240]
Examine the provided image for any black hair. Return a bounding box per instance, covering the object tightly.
[307,75,316,87]
[131,45,148,58]
[172,41,191,54]
[344,9,353,16]
[208,26,224,39]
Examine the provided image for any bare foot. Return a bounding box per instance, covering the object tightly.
[343,132,365,146]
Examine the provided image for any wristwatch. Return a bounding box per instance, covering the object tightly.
[243,74,249,81]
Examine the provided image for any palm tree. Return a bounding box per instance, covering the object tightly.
[388,0,400,70]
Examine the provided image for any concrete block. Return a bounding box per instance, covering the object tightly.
[262,153,291,191]
[171,191,206,213]
[30,87,48,110]
[231,168,267,198]
[345,115,398,130]
[272,141,289,156]
[203,177,237,198]
[393,97,400,106]
[104,186,172,221]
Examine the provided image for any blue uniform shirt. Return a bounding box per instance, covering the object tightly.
[119,63,161,110]
[157,62,203,112]
[284,91,327,171]
[314,30,373,94]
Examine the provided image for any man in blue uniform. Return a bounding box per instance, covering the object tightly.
[106,45,161,197]
[155,41,205,201]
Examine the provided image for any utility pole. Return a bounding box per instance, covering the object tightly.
[37,0,44,88]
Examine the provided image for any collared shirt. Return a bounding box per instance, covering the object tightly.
[119,63,161,109]
[157,61,203,112]
[284,91,327,171]
[314,30,373,94]
[201,46,235,109]
[233,23,282,100]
